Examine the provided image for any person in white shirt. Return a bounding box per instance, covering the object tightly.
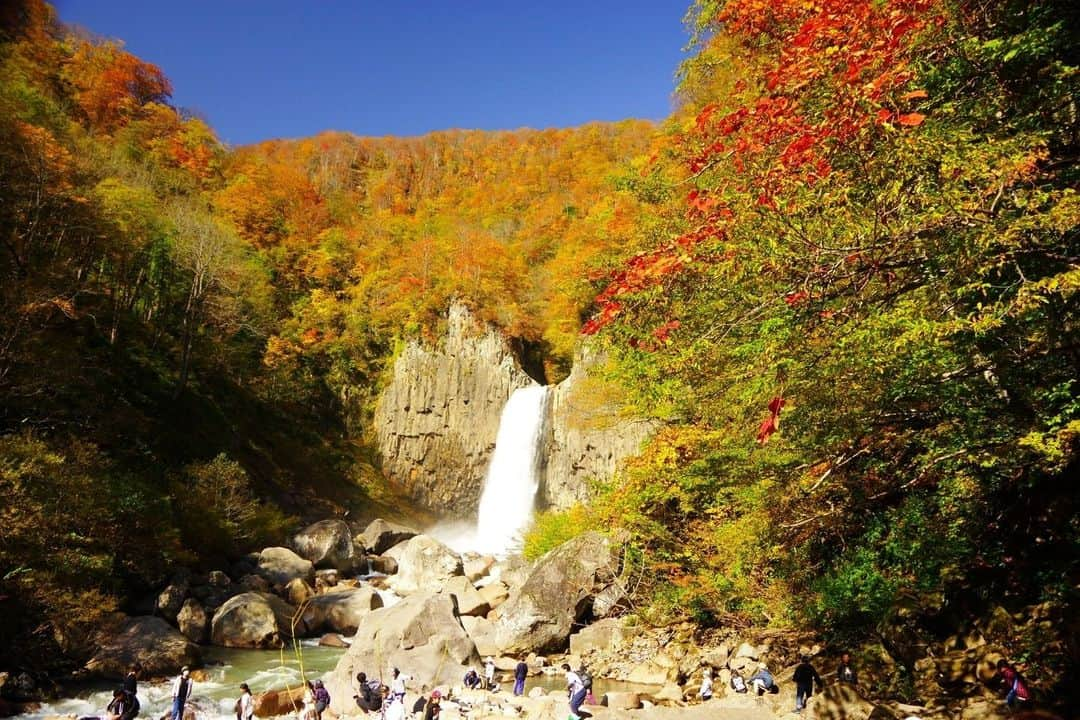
[171,667,193,720]
[390,668,407,704]
[484,657,496,691]
[561,664,587,720]
[237,683,254,720]
[699,668,713,701]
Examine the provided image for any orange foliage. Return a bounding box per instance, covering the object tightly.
[66,40,172,131]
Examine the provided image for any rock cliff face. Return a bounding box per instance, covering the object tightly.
[375,305,657,513]
[374,303,535,511]
[541,346,658,510]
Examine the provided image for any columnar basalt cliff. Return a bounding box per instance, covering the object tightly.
[374,303,535,511]
[375,305,656,513]
[542,346,658,510]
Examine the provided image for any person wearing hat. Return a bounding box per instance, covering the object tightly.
[237,683,254,720]
[171,667,193,720]
[483,657,495,691]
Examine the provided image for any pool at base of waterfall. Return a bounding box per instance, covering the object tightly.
[16,644,346,720]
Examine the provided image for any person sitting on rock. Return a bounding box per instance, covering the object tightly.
[730,669,748,694]
[996,659,1031,708]
[463,669,481,690]
[353,672,381,713]
[107,687,139,720]
[749,664,776,696]
[562,663,587,720]
[698,668,713,702]
[837,653,858,685]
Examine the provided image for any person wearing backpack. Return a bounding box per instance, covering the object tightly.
[562,663,587,720]
[313,680,330,719]
[353,672,382,714]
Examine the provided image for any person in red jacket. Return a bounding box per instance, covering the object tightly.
[996,659,1031,707]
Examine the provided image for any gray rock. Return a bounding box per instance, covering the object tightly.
[373,302,536,512]
[176,599,208,643]
[303,586,384,635]
[207,570,231,587]
[86,616,201,679]
[323,593,480,715]
[441,576,490,617]
[463,555,496,582]
[210,592,305,648]
[293,520,358,571]
[156,584,187,622]
[387,535,463,596]
[493,532,623,655]
[460,615,499,657]
[542,345,658,510]
[284,577,315,606]
[477,581,510,610]
[569,618,632,655]
[367,555,398,575]
[359,518,419,555]
[238,574,271,593]
[256,547,315,587]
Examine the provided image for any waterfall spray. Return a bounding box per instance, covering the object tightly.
[474,384,551,555]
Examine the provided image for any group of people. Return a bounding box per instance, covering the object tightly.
[460,657,529,696]
[105,665,142,720]
[696,654,858,713]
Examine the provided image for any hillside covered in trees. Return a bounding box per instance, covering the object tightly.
[1,0,1078,710]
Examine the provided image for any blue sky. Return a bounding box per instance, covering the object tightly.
[55,1,691,147]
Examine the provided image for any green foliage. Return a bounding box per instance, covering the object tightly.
[522,507,588,561]
[174,454,294,557]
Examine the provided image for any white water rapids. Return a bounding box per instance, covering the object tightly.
[430,383,550,557]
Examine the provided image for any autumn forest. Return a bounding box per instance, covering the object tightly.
[1,0,1078,711]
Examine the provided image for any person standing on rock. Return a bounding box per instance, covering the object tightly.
[237,683,254,720]
[513,659,528,696]
[793,655,823,712]
[837,653,858,685]
[313,680,330,719]
[123,664,141,698]
[484,657,496,691]
[170,667,193,720]
[390,668,407,705]
[698,668,713,702]
[562,663,587,720]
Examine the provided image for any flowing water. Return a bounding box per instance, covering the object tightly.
[429,384,550,557]
[17,644,345,720]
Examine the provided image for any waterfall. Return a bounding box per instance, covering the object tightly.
[474,384,550,555]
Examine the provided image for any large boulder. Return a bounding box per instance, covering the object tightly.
[85,616,201,679]
[254,687,305,718]
[460,615,499,657]
[256,547,315,587]
[360,518,419,555]
[293,520,359,572]
[303,586,384,635]
[569,618,632,655]
[387,535,464,596]
[441,576,490,617]
[156,584,187,622]
[176,599,208,643]
[210,592,305,648]
[478,581,510,610]
[812,683,877,720]
[323,593,480,716]
[492,532,623,654]
[284,578,316,607]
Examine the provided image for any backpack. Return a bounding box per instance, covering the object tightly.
[579,671,593,691]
